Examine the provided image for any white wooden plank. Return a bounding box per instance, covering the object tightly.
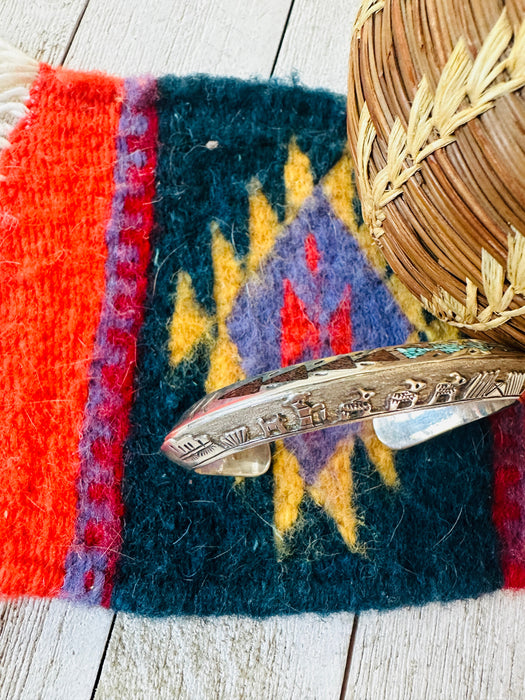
[0,0,88,64]
[95,612,354,700]
[0,598,113,700]
[272,0,362,93]
[345,591,525,700]
[65,0,293,76]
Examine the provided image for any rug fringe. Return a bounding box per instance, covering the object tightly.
[0,39,38,150]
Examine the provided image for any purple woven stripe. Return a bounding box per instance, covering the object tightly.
[61,76,157,605]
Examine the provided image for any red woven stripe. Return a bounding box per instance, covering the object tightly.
[0,65,122,597]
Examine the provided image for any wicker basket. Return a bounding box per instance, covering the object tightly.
[347,0,525,347]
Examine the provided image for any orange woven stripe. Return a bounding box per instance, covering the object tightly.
[0,65,123,596]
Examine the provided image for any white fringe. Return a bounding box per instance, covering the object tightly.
[0,39,38,150]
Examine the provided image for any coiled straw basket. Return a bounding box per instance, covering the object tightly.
[347,0,525,347]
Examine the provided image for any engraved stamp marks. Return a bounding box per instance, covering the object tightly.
[258,413,288,437]
[463,370,525,400]
[219,425,250,448]
[283,392,327,429]
[427,372,467,405]
[386,379,426,411]
[167,434,223,464]
[258,393,329,438]
[339,388,375,420]
[500,372,525,396]
[462,371,500,400]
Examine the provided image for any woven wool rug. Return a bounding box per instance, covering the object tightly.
[1,40,524,617]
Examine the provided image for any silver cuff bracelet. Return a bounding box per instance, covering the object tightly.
[161,339,525,477]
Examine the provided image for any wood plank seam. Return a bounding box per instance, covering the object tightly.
[90,613,117,700]
[270,0,296,76]
[340,615,359,699]
[60,0,91,65]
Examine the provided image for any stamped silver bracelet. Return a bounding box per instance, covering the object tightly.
[161,339,525,476]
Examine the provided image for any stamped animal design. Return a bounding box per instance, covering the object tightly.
[339,388,375,419]
[258,413,288,437]
[427,372,467,405]
[386,379,426,411]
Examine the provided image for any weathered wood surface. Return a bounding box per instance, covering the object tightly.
[1,1,525,699]
[96,612,354,700]
[0,0,88,64]
[65,0,292,76]
[0,599,113,700]
[346,592,525,700]
[273,0,360,92]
